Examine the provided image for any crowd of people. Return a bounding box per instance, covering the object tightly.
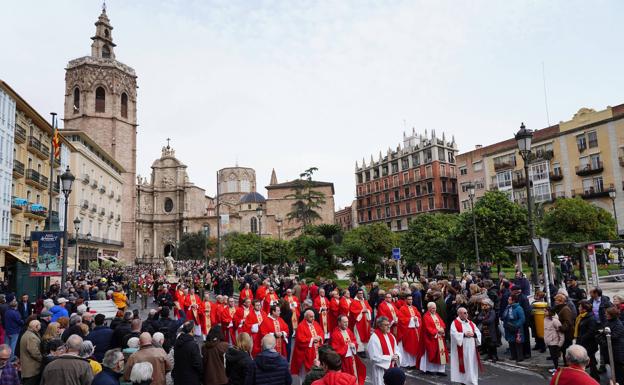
[0,259,620,385]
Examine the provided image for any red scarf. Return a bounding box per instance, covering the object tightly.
[374,329,396,367]
[453,319,484,374]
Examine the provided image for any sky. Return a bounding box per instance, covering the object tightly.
[2,0,623,208]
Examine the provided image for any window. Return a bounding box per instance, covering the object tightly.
[459,167,467,176]
[164,198,173,213]
[427,181,433,194]
[392,175,399,187]
[385,206,390,217]
[406,202,411,213]
[383,179,389,189]
[473,161,483,172]
[462,200,470,210]
[496,170,512,189]
[402,172,409,183]
[438,147,446,162]
[576,134,587,151]
[424,149,432,163]
[395,205,400,216]
[366,184,371,193]
[95,87,106,112]
[404,187,410,197]
[530,162,549,182]
[590,154,601,169]
[250,217,258,234]
[533,182,551,203]
[375,181,379,191]
[593,176,604,192]
[396,220,402,231]
[448,151,455,163]
[412,153,420,166]
[587,131,598,148]
[401,157,409,170]
[121,93,128,118]
[582,179,593,194]
[391,162,398,174]
[376,208,381,219]
[393,190,399,201]
[384,193,389,203]
[552,162,562,176]
[102,45,111,59]
[425,165,432,178]
[428,197,434,210]
[415,185,421,196]
[417,200,422,212]
[73,88,80,113]
[227,179,237,192]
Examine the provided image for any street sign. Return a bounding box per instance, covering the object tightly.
[392,248,401,260]
[533,237,552,305]
[532,238,550,256]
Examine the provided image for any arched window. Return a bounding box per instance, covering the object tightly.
[102,45,111,59]
[120,93,128,118]
[250,217,258,234]
[73,88,80,113]
[95,87,105,112]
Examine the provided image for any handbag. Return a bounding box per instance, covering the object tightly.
[515,329,522,343]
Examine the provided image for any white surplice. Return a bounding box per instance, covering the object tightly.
[367,332,400,385]
[450,318,482,385]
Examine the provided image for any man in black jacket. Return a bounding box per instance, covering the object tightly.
[172,321,202,385]
[110,311,133,349]
[566,276,586,310]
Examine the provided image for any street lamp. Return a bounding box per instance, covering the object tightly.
[60,166,75,289]
[73,218,80,273]
[256,206,263,265]
[515,123,539,288]
[467,182,480,266]
[609,186,619,237]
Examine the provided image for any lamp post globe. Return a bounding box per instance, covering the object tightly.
[60,166,75,289]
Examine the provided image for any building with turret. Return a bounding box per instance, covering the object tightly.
[355,129,459,231]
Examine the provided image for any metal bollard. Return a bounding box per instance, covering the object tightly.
[605,327,616,384]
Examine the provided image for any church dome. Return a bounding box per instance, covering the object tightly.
[239,192,266,204]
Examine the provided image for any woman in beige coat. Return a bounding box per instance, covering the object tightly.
[543,307,563,374]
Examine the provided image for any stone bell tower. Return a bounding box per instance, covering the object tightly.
[63,4,137,262]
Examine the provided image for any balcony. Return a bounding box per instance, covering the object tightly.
[575,161,603,176]
[51,181,59,195]
[27,136,49,159]
[528,150,554,162]
[91,179,98,189]
[90,204,97,213]
[9,234,21,248]
[108,211,114,220]
[494,159,516,171]
[81,199,89,210]
[550,192,566,201]
[14,125,26,144]
[82,174,90,184]
[116,214,121,221]
[24,203,47,220]
[12,160,24,178]
[72,233,124,247]
[53,157,60,168]
[549,170,563,182]
[11,196,25,214]
[25,169,49,190]
[108,190,115,198]
[99,208,106,216]
[99,186,106,194]
[580,186,611,199]
[619,156,624,167]
[512,175,527,189]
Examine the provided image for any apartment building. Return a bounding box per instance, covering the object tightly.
[355,129,459,231]
[63,130,124,267]
[457,105,624,235]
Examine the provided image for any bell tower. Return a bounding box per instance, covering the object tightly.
[63,4,137,262]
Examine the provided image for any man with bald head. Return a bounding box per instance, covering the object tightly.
[124,332,172,385]
[20,320,42,385]
[41,335,93,385]
[291,309,324,379]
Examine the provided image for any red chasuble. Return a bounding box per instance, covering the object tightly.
[420,311,449,365]
[314,296,330,337]
[220,306,237,343]
[243,310,267,358]
[239,288,253,306]
[397,304,422,358]
[330,327,367,385]
[290,320,324,375]
[349,299,372,343]
[260,315,290,358]
[263,292,279,314]
[377,301,400,336]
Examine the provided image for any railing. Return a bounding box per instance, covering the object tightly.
[52,181,59,194]
[99,186,106,194]
[580,184,612,199]
[81,199,89,209]
[575,161,603,176]
[70,233,124,247]
[99,208,106,216]
[91,204,97,213]
[91,179,98,188]
[14,125,26,143]
[549,170,563,181]
[512,175,526,188]
[116,195,121,202]
[25,169,48,189]
[9,234,21,247]
[82,174,90,183]
[13,160,24,176]
[24,204,47,218]
[116,214,121,221]
[27,136,49,159]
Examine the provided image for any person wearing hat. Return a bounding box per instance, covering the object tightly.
[565,276,586,311]
[383,367,405,385]
[38,310,53,336]
[50,298,69,323]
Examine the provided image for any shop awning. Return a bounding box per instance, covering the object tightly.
[5,250,30,264]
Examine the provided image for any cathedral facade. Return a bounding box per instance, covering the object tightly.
[63,7,137,262]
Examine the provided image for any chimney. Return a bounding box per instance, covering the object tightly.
[475,144,482,149]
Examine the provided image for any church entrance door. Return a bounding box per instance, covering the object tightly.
[164,244,175,258]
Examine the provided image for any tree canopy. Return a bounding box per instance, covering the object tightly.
[401,213,458,267]
[343,223,398,283]
[285,167,327,236]
[541,197,617,242]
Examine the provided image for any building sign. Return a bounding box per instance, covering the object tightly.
[29,231,63,277]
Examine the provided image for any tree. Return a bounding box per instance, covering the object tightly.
[343,223,397,283]
[541,197,616,242]
[454,191,528,267]
[285,167,327,235]
[222,232,263,264]
[401,213,458,269]
[176,232,209,260]
[291,225,342,279]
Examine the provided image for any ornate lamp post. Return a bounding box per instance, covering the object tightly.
[515,123,539,287]
[60,167,75,289]
[609,186,619,237]
[73,218,80,273]
[256,206,263,265]
[467,182,480,266]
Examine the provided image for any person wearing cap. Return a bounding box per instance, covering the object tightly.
[566,276,586,310]
[383,367,406,385]
[50,298,69,322]
[38,310,53,336]
[512,271,530,297]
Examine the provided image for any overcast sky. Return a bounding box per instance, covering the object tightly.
[2,1,623,208]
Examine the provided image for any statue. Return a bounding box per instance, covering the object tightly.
[164,254,175,276]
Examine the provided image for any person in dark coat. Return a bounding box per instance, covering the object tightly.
[511,285,532,359]
[246,334,291,385]
[110,312,133,349]
[155,307,183,354]
[574,300,599,381]
[476,298,498,361]
[554,294,574,365]
[225,332,254,385]
[601,307,624,385]
[202,326,229,385]
[589,287,612,327]
[86,314,114,362]
[92,349,125,385]
[172,321,202,385]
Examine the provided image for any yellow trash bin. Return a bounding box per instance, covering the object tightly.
[532,301,548,339]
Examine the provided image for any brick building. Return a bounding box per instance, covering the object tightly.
[335,205,353,231]
[355,129,459,231]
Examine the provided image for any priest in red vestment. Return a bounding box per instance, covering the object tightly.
[220,297,238,344]
[299,279,309,303]
[255,280,269,301]
[377,293,400,337]
[283,289,300,331]
[184,288,205,336]
[329,290,340,331]
[263,286,279,314]
[233,298,252,336]
[291,309,324,377]
[339,291,353,318]
[239,283,253,306]
[349,289,372,352]
[313,288,331,340]
[397,295,422,369]
[243,300,267,357]
[259,304,290,358]
[330,315,367,385]
[174,284,187,320]
[419,302,449,374]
